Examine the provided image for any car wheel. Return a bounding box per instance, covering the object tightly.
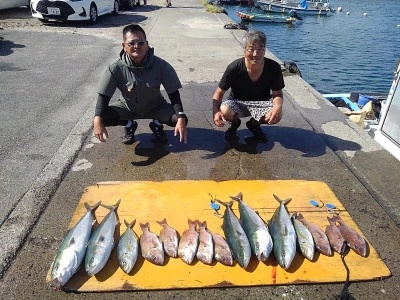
[127,0,135,9]
[89,4,98,24]
[112,0,119,15]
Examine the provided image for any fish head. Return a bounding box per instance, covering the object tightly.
[119,257,134,274]
[50,248,78,287]
[218,253,234,266]
[85,246,107,277]
[149,250,164,266]
[254,231,273,261]
[299,239,315,261]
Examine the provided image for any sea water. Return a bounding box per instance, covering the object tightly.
[222,0,400,94]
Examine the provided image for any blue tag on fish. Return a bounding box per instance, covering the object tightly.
[325,203,336,209]
[210,202,220,210]
[310,200,319,207]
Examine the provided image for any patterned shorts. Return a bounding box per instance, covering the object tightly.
[221,99,274,121]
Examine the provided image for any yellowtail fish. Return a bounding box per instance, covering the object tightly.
[178,219,199,265]
[196,221,214,265]
[291,212,314,261]
[156,218,179,258]
[85,199,120,276]
[230,192,273,261]
[50,201,101,288]
[117,219,139,274]
[269,194,297,270]
[139,222,164,265]
[217,200,251,269]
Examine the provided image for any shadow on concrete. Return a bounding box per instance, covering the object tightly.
[130,126,361,165]
[0,38,25,56]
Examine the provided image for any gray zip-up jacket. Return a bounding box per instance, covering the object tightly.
[97,48,182,115]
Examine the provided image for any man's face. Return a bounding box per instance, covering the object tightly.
[122,31,149,64]
[244,41,265,65]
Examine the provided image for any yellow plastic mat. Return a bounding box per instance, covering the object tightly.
[47,180,391,292]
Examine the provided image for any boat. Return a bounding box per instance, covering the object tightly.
[323,59,400,161]
[237,11,296,23]
[256,0,333,16]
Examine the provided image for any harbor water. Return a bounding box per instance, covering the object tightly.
[222,0,400,94]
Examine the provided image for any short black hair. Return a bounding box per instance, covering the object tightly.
[122,24,147,41]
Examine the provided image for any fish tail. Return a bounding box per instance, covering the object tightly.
[139,222,149,230]
[84,201,101,212]
[273,194,292,205]
[329,215,341,224]
[101,199,121,211]
[215,200,234,208]
[297,212,305,221]
[290,211,298,219]
[156,218,167,227]
[229,192,243,202]
[124,219,136,229]
[188,219,198,228]
[199,220,207,229]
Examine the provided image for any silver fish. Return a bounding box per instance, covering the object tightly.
[297,213,332,256]
[156,218,179,258]
[291,212,315,261]
[230,192,273,261]
[217,200,251,269]
[139,222,164,265]
[117,219,139,274]
[269,194,297,270]
[50,201,101,287]
[85,199,120,276]
[330,215,368,257]
[325,216,347,254]
[212,233,234,266]
[178,219,199,265]
[196,221,214,265]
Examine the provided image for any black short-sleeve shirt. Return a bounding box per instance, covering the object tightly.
[218,57,284,101]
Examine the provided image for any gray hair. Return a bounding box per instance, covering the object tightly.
[242,30,267,49]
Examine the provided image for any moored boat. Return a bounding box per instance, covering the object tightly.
[323,59,400,160]
[256,0,333,16]
[237,10,296,23]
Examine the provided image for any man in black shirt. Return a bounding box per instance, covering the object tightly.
[212,30,284,141]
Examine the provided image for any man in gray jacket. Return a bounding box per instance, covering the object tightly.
[93,24,187,144]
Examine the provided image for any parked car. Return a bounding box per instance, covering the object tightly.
[0,0,30,10]
[120,0,138,9]
[30,0,119,23]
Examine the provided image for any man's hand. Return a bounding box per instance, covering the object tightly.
[174,118,187,143]
[266,105,283,125]
[93,116,108,142]
[213,111,226,127]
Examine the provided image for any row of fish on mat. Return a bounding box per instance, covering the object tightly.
[49,193,368,288]
[49,199,231,288]
[218,193,368,271]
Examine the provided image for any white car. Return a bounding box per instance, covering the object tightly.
[0,0,30,10]
[30,0,119,23]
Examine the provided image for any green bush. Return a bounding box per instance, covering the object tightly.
[202,0,225,13]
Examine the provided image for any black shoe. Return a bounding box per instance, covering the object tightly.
[122,121,138,144]
[225,118,241,141]
[149,121,168,142]
[246,119,267,141]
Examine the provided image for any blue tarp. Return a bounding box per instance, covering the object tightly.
[299,0,308,9]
